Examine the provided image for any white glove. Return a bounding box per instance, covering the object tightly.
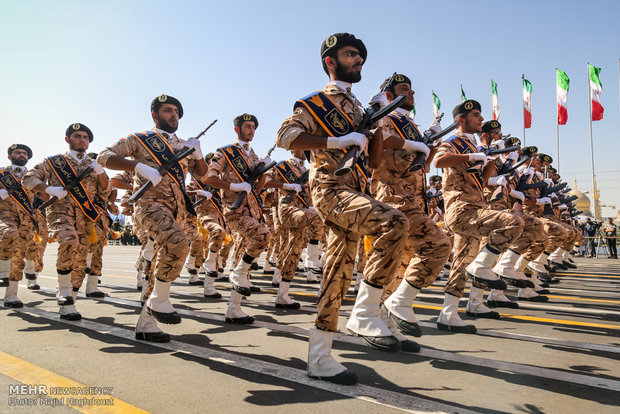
[544,178,554,186]
[45,186,68,199]
[505,151,519,162]
[0,189,8,200]
[427,119,442,135]
[402,140,430,157]
[184,138,203,160]
[307,206,315,212]
[488,175,508,187]
[229,182,251,194]
[524,167,535,178]
[558,203,568,210]
[510,189,525,202]
[283,183,302,193]
[90,161,105,175]
[326,132,366,151]
[195,189,212,199]
[368,92,389,109]
[549,192,557,198]
[134,163,162,186]
[435,207,443,215]
[259,156,272,165]
[536,197,552,205]
[490,139,505,150]
[468,152,488,166]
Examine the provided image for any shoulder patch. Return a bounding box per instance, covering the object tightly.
[294,108,302,115]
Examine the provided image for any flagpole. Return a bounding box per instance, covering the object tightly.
[587,62,598,221]
[556,68,560,174]
[522,74,526,146]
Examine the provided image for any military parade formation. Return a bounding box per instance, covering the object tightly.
[1,33,593,387]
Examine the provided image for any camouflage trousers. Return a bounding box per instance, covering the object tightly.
[0,206,34,280]
[87,218,109,275]
[312,186,408,332]
[444,204,524,298]
[185,216,203,267]
[25,213,48,273]
[278,204,324,282]
[225,207,271,259]
[198,213,227,258]
[481,210,547,262]
[135,200,189,283]
[382,207,452,300]
[355,237,367,274]
[558,220,581,251]
[47,204,94,287]
[539,217,569,254]
[218,236,233,270]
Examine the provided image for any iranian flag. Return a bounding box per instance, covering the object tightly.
[432,91,441,118]
[589,64,604,121]
[410,102,416,120]
[460,85,467,102]
[491,79,500,120]
[556,69,570,125]
[523,77,532,128]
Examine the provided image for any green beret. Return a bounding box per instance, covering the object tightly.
[452,100,481,120]
[66,123,93,142]
[233,113,259,128]
[321,33,367,73]
[7,144,33,159]
[380,73,411,92]
[481,120,501,133]
[151,94,183,119]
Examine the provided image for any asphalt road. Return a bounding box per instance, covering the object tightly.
[1,245,619,413]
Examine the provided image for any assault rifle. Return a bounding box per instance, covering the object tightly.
[281,169,309,204]
[407,113,459,172]
[465,144,520,173]
[38,165,94,211]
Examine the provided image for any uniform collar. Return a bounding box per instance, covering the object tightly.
[11,164,27,173]
[327,80,357,103]
[152,128,175,141]
[235,140,252,155]
[394,107,415,120]
[291,157,305,166]
[68,150,87,162]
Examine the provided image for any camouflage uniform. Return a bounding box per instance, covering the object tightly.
[438,133,524,298]
[277,83,408,332]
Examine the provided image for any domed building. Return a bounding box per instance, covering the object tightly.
[569,181,592,217]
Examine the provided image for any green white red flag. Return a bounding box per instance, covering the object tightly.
[523,77,532,128]
[410,102,416,120]
[556,69,570,125]
[432,91,440,118]
[588,64,604,121]
[460,85,467,102]
[491,79,500,120]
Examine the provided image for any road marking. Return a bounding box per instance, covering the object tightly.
[0,350,149,413]
[9,306,473,414]
[554,272,620,278]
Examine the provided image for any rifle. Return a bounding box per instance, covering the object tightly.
[229,160,277,210]
[281,169,309,204]
[38,165,94,211]
[407,114,459,172]
[129,120,217,204]
[427,190,442,200]
[334,94,407,176]
[465,145,520,173]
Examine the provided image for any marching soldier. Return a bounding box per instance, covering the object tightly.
[433,101,524,333]
[277,33,408,385]
[23,124,109,320]
[98,94,208,342]
[1,144,37,308]
[369,74,452,351]
[204,114,274,324]
[24,195,49,290]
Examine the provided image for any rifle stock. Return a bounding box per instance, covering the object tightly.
[281,170,309,204]
[229,161,277,210]
[38,165,94,211]
[407,121,459,172]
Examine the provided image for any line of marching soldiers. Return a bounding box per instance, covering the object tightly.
[0,32,584,387]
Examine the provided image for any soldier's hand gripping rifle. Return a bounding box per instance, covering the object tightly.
[281,169,309,204]
[38,165,94,211]
[129,120,217,204]
[229,144,278,210]
[465,144,521,173]
[334,94,408,176]
[407,113,459,172]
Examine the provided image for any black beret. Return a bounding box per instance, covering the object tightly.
[233,113,259,128]
[429,175,442,183]
[522,146,538,157]
[505,136,521,147]
[452,99,481,120]
[205,152,215,162]
[7,144,33,159]
[481,120,501,133]
[87,152,98,160]
[380,73,411,92]
[151,94,183,119]
[321,33,367,70]
[66,123,93,142]
[538,153,553,164]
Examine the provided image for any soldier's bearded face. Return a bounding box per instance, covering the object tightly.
[9,149,28,167]
[334,47,363,83]
[391,83,415,111]
[154,104,179,133]
[66,131,90,152]
[463,110,483,133]
[236,122,255,142]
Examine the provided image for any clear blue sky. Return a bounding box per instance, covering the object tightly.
[1,0,619,217]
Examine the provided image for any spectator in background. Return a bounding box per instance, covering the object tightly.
[604,218,617,259]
